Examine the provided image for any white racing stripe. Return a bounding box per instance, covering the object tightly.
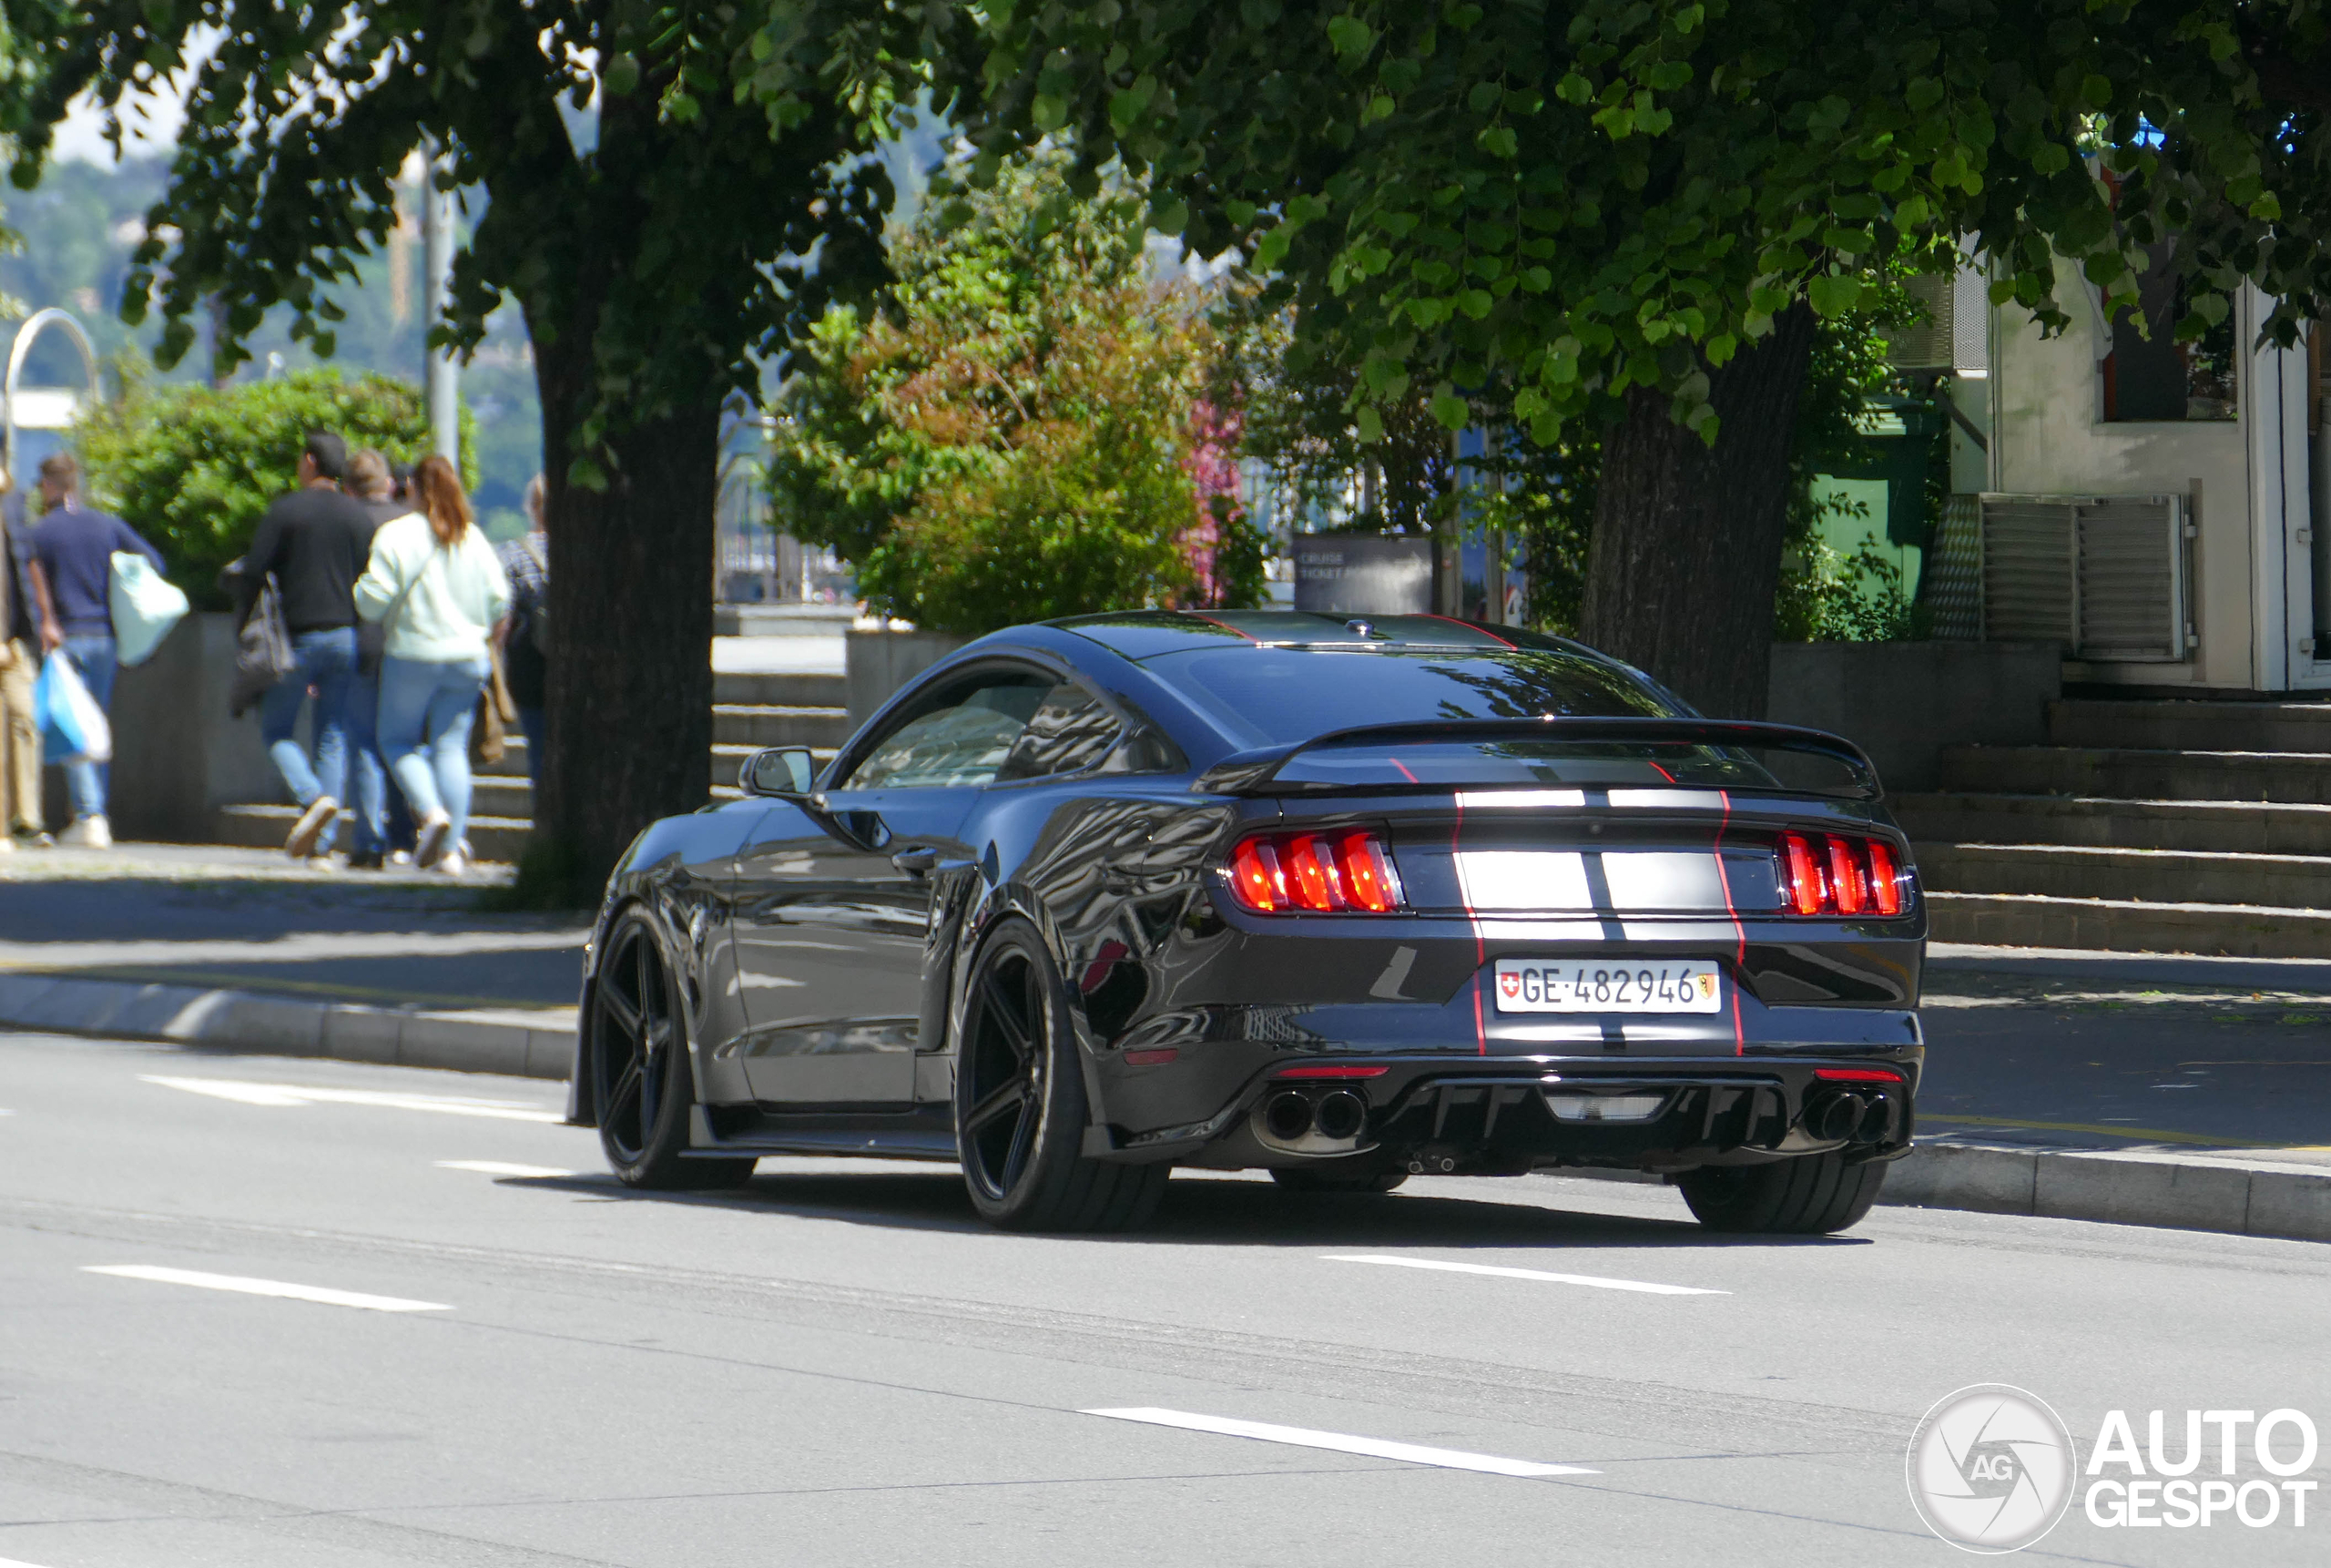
[1323,1254,1726,1297]
[435,1160,575,1178]
[141,1074,563,1123]
[85,1265,451,1313]
[1083,1407,1597,1478]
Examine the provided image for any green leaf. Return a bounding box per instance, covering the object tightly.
[1327,15,1375,64]
[1430,392,1469,430]
[604,53,641,97]
[1806,274,1862,318]
[1354,404,1386,443]
[1032,96,1068,132]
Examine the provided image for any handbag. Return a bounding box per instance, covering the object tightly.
[109,551,189,667]
[470,645,517,767]
[229,574,300,718]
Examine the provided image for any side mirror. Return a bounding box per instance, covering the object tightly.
[740,745,817,798]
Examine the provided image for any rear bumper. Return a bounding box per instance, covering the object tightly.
[1104,1049,1921,1175]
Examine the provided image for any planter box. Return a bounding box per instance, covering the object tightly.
[1766,640,2061,794]
[845,627,969,735]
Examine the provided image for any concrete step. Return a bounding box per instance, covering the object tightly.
[211,803,534,865]
[714,670,848,708]
[2049,698,2331,754]
[1939,745,2331,804]
[1915,841,2331,908]
[1894,792,2331,857]
[711,703,850,748]
[1928,891,2331,958]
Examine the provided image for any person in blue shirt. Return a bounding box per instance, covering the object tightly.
[29,452,165,848]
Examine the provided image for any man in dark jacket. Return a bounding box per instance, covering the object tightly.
[29,452,164,848]
[242,429,382,862]
[0,475,60,848]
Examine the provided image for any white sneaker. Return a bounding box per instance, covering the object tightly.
[433,850,466,878]
[62,815,110,849]
[388,850,413,868]
[414,811,453,869]
[285,796,339,860]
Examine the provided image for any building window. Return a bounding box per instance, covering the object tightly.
[2102,242,2237,422]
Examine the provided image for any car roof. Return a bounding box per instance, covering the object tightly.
[1051,609,1531,660]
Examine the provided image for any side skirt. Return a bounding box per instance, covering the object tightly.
[687,1102,959,1162]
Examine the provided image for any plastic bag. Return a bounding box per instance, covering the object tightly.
[110,550,190,667]
[36,653,112,765]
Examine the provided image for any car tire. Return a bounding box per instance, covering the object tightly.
[1675,1152,1886,1235]
[956,917,1167,1232]
[590,910,756,1191]
[1269,1166,1410,1194]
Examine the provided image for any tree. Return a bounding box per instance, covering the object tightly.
[956,2,2331,716]
[75,362,464,606]
[773,150,1267,632]
[6,2,966,891]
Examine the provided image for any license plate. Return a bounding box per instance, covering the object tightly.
[1491,959,1723,1013]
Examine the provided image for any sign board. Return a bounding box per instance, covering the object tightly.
[1292,535,1434,615]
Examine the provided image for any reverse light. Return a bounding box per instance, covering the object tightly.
[1226,830,1407,913]
[1775,830,1908,918]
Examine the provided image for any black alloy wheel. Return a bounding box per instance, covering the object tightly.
[591,911,755,1190]
[1675,1150,1886,1234]
[955,918,1167,1232]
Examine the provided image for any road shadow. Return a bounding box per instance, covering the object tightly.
[511,1165,1871,1250]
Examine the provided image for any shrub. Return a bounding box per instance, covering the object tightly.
[73,361,473,607]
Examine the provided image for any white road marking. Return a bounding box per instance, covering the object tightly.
[435,1160,575,1178]
[85,1265,451,1313]
[1083,1408,1597,1478]
[141,1074,563,1123]
[0,1557,61,1567]
[1322,1254,1726,1297]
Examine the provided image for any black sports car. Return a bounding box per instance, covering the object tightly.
[567,611,1924,1235]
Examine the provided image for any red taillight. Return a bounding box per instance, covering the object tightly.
[1225,830,1406,914]
[1815,1066,1905,1082]
[1776,831,1909,918]
[1277,1064,1391,1079]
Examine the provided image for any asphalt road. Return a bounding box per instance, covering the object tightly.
[2,1032,2326,1567]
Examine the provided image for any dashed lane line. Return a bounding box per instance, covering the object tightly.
[84,1264,452,1314]
[1083,1407,1598,1478]
[1321,1253,1726,1296]
[436,1160,576,1178]
[140,1074,564,1122]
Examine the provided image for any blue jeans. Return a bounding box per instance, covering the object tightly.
[60,633,117,821]
[342,668,392,856]
[378,654,488,854]
[259,627,358,851]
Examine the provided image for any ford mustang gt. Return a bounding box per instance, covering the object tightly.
[566,611,1924,1234]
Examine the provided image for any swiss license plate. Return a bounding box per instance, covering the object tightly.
[1491,959,1723,1013]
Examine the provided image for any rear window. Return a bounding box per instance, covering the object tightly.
[1156,647,1673,748]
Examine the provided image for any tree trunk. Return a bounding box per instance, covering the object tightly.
[1577,302,1819,719]
[529,317,720,893]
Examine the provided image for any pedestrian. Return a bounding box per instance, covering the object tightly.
[0,471,60,849]
[239,430,382,864]
[28,452,165,849]
[354,454,509,876]
[496,473,550,801]
[340,448,414,869]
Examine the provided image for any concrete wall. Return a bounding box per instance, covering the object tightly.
[1990,260,2252,689]
[845,628,969,734]
[1767,641,2062,795]
[42,613,283,839]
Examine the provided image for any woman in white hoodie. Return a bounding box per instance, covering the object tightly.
[353,456,510,875]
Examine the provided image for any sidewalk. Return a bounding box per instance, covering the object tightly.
[3,845,2328,1241]
[0,843,583,1079]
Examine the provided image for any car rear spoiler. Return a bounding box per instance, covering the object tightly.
[1191,717,1882,797]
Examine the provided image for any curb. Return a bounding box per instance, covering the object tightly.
[0,973,571,1081]
[1880,1140,2331,1244]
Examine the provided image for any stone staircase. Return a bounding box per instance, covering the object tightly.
[1895,698,2331,957]
[210,669,850,863]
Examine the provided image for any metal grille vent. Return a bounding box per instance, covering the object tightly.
[1979,494,2188,662]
